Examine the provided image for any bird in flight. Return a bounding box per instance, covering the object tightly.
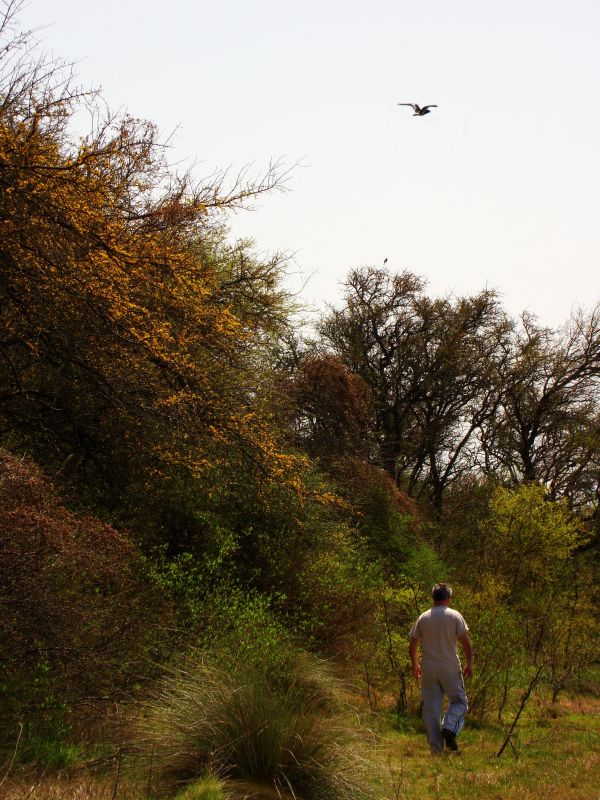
[398,103,437,116]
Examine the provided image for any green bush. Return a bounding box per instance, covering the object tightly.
[144,464,387,660]
[146,545,296,681]
[458,583,525,720]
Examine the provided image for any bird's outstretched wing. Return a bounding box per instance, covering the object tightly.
[422,105,438,110]
[397,103,417,110]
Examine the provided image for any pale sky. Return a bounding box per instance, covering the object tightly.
[17,0,600,326]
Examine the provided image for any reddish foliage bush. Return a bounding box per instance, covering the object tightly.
[327,458,419,565]
[289,355,373,460]
[0,450,159,731]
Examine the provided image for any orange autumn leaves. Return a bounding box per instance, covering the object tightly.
[0,86,298,490]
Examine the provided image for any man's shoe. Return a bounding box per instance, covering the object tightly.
[442,728,458,751]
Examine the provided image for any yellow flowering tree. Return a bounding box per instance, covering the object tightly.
[0,3,299,512]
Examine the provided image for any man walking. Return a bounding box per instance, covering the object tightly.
[409,583,473,753]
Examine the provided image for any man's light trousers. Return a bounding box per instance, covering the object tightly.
[420,664,468,753]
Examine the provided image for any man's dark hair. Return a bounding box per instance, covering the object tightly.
[432,583,452,602]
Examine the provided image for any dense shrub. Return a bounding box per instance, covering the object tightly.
[330,458,419,564]
[143,455,392,659]
[0,450,159,751]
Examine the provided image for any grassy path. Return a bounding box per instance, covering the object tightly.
[2,697,598,799]
[377,696,600,800]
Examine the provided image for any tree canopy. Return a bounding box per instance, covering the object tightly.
[0,6,301,513]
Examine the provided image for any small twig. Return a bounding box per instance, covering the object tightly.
[0,721,23,788]
[496,663,544,757]
[387,753,405,800]
[111,734,124,800]
[382,595,408,716]
[364,665,376,712]
[147,742,154,799]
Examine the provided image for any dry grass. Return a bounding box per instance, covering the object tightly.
[0,773,143,800]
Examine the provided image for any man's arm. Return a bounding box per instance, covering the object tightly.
[459,633,473,679]
[409,637,422,680]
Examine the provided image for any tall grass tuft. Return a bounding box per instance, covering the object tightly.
[137,652,377,799]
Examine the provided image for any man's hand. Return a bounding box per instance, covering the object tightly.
[459,633,473,680]
[409,637,421,680]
